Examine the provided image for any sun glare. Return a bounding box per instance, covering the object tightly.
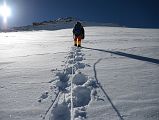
[0,2,11,23]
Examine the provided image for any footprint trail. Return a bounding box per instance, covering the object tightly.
[39,46,102,120]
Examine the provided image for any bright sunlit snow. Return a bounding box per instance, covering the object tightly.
[0,23,159,120]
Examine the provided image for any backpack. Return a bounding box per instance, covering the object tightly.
[74,26,82,37]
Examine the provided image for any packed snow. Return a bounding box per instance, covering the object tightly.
[0,25,159,120]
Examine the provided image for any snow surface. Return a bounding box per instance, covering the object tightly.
[0,26,159,120]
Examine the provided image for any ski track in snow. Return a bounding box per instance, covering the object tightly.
[38,46,103,120]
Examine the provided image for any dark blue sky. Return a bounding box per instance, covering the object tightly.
[1,0,159,28]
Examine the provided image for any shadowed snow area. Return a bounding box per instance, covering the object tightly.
[0,26,159,120]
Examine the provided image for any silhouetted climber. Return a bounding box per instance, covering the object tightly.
[73,22,85,47]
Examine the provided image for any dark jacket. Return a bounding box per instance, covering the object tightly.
[73,23,85,39]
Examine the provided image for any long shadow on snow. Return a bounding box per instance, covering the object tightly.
[82,46,159,65]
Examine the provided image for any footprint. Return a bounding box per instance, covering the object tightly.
[75,48,81,53]
[74,56,83,61]
[50,102,70,120]
[65,66,75,74]
[73,86,91,107]
[75,51,84,56]
[68,59,75,64]
[55,71,69,82]
[72,72,88,85]
[74,62,86,69]
[55,80,68,91]
[68,53,74,59]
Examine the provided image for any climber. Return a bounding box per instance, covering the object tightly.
[73,22,85,47]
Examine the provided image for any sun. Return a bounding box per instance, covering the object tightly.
[0,2,11,23]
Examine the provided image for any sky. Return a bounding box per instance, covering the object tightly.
[0,0,159,28]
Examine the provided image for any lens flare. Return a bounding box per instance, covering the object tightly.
[0,2,11,23]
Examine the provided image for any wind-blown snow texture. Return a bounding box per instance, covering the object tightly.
[0,26,159,120]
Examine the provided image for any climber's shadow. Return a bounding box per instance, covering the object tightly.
[81,46,159,64]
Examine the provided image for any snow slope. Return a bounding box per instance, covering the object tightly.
[0,26,159,120]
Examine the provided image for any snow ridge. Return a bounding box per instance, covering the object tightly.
[2,17,121,32]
